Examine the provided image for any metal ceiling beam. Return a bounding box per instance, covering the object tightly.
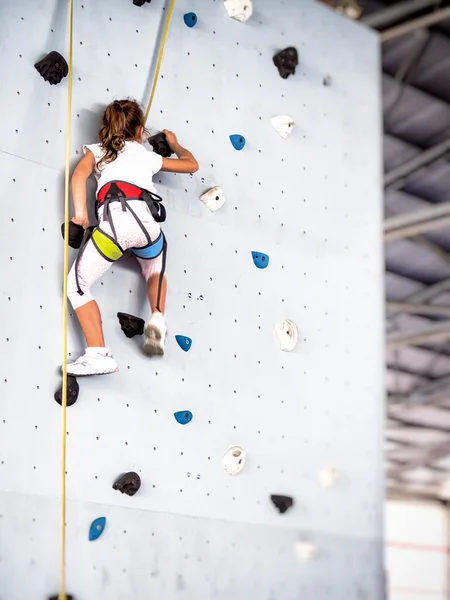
[403,276,450,305]
[388,439,450,479]
[385,203,450,232]
[408,372,450,404]
[389,456,450,475]
[381,7,450,43]
[387,485,441,502]
[384,205,450,267]
[383,59,450,134]
[387,275,450,323]
[388,413,450,432]
[386,437,420,449]
[410,387,450,406]
[384,139,450,187]
[387,363,434,379]
[412,235,450,268]
[387,301,450,316]
[385,215,450,241]
[387,321,450,348]
[384,29,432,122]
[361,0,441,29]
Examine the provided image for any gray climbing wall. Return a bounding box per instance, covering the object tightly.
[0,0,384,599]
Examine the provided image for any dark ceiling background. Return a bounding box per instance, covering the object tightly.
[330,0,450,499]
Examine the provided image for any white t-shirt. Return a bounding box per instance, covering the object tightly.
[82,140,163,194]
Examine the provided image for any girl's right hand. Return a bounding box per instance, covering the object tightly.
[162,129,178,150]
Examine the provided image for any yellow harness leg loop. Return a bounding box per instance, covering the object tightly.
[92,228,124,262]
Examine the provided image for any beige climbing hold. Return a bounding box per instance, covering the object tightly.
[318,466,340,489]
[335,0,362,20]
[199,186,225,212]
[275,320,298,352]
[222,446,246,475]
[224,0,253,23]
[270,115,294,139]
[294,540,318,563]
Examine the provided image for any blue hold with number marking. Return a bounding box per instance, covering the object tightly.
[184,12,197,27]
[175,335,192,352]
[174,411,193,425]
[229,134,246,151]
[252,251,269,269]
[89,517,106,541]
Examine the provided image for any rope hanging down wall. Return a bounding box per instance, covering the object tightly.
[58,0,73,594]
[55,2,176,598]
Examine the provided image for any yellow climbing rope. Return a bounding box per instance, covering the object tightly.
[57,2,173,597]
[59,0,73,597]
[144,0,176,122]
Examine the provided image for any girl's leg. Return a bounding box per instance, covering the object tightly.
[147,273,167,314]
[67,239,118,375]
[74,300,105,347]
[136,252,168,356]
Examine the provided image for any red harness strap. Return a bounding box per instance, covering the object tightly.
[97,181,144,204]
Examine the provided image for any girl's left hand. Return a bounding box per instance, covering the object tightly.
[72,215,90,229]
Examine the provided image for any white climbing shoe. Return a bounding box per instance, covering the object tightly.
[66,347,119,376]
[142,312,167,357]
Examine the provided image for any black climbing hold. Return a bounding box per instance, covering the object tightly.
[34,51,68,85]
[54,375,79,407]
[61,221,84,249]
[273,47,298,79]
[133,0,151,5]
[117,312,145,338]
[113,472,141,496]
[148,132,173,158]
[323,75,332,87]
[270,494,294,514]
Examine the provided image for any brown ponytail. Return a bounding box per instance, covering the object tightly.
[97,99,146,169]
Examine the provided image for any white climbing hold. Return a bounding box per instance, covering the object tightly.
[335,0,362,20]
[294,540,318,563]
[222,446,246,475]
[199,186,225,212]
[439,478,450,500]
[318,466,340,489]
[275,320,298,352]
[270,115,294,139]
[224,0,253,23]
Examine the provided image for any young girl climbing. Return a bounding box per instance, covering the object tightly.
[66,98,198,376]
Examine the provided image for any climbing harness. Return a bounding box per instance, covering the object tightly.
[96,180,166,224]
[74,181,168,312]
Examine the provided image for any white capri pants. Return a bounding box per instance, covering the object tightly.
[68,201,164,310]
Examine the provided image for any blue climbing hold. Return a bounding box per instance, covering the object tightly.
[230,134,246,151]
[175,335,192,352]
[89,517,106,541]
[252,251,269,269]
[184,12,198,27]
[174,411,193,425]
